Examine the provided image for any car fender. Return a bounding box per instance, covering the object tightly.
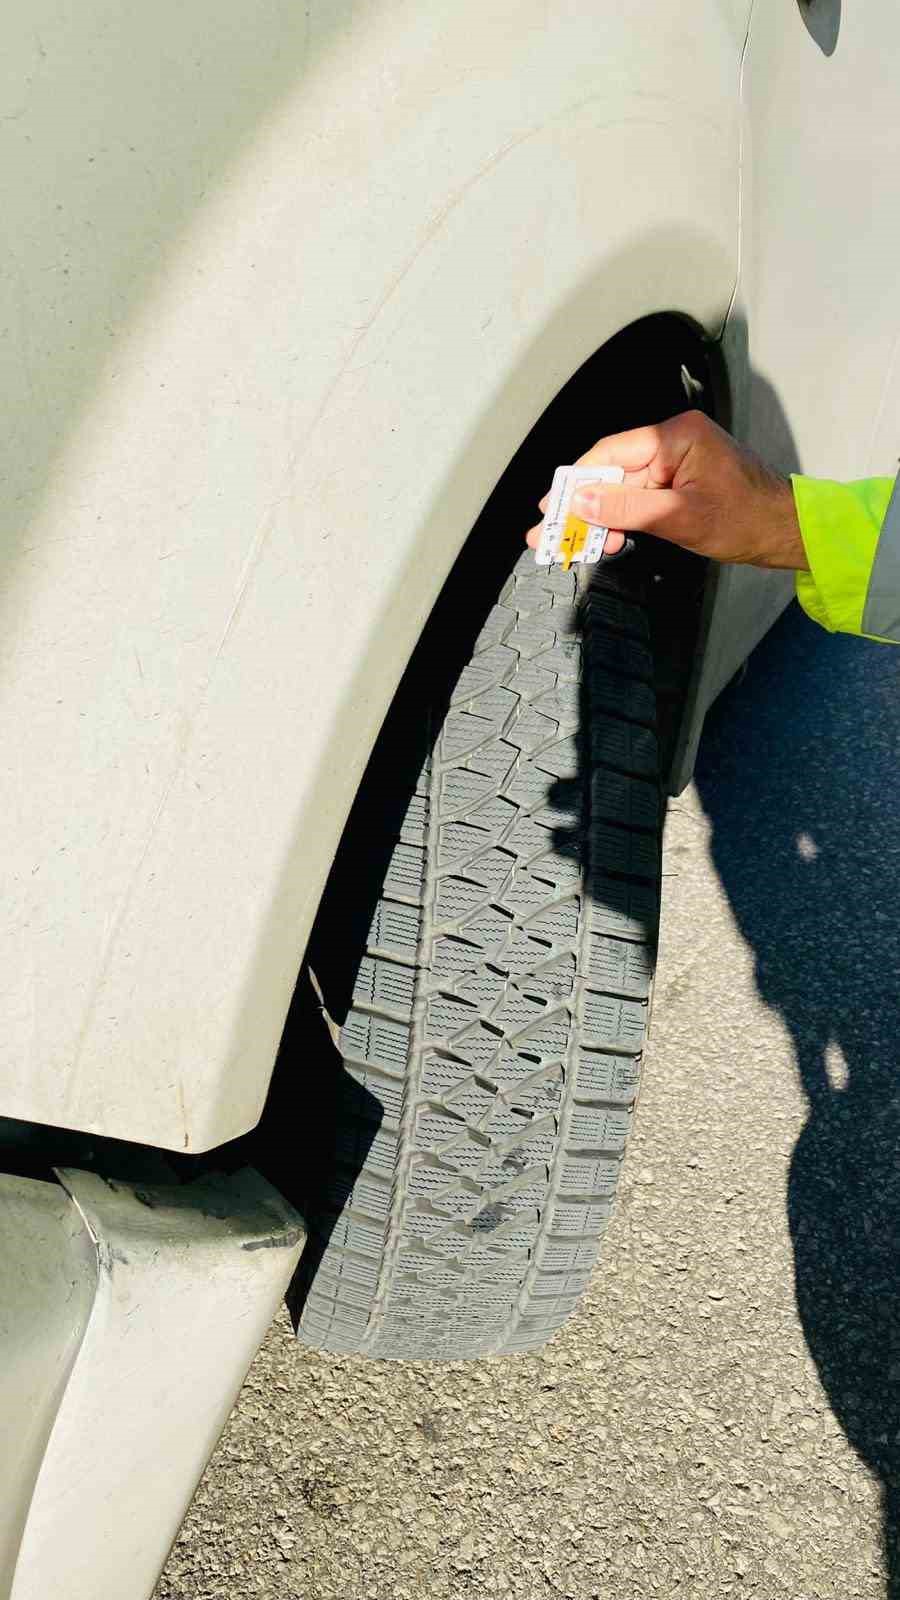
[2,0,747,1149]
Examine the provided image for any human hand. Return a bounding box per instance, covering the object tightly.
[525,410,807,570]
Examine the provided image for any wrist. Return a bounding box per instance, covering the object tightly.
[760,475,809,570]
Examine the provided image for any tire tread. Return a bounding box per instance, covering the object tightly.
[296,551,660,1359]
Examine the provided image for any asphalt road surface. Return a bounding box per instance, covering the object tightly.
[156,602,900,1600]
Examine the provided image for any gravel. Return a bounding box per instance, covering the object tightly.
[156,604,900,1600]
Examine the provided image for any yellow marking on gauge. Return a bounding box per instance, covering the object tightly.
[560,514,590,571]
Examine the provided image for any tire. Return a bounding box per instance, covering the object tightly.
[292,547,661,1359]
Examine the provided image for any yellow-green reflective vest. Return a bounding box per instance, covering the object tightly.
[793,473,900,643]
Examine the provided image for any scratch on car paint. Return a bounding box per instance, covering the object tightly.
[65,725,197,1140]
[210,99,687,663]
[241,1227,305,1252]
[177,1079,190,1149]
[720,0,756,339]
[98,1242,130,1272]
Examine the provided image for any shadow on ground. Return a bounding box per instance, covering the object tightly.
[693,600,900,1596]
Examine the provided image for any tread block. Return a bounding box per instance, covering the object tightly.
[534,682,580,726]
[547,1197,613,1237]
[415,1106,467,1152]
[503,705,561,755]
[502,867,566,914]
[324,1166,392,1222]
[523,899,579,945]
[444,1077,498,1125]
[581,991,648,1052]
[497,929,556,978]
[589,632,654,682]
[344,1061,404,1125]
[408,1159,462,1199]
[430,934,485,977]
[399,794,429,848]
[591,719,659,779]
[568,1103,632,1152]
[592,768,659,830]
[592,821,659,881]
[574,1052,642,1104]
[538,1237,600,1273]
[453,967,507,1008]
[383,842,427,900]
[512,615,558,659]
[590,668,656,726]
[531,1272,592,1301]
[426,992,480,1038]
[457,846,515,892]
[335,1123,398,1178]
[442,1023,504,1074]
[438,820,497,863]
[586,932,653,996]
[441,710,500,761]
[303,1294,370,1329]
[559,1151,623,1197]
[477,602,517,646]
[322,1213,387,1258]
[504,763,559,811]
[584,588,649,640]
[534,735,579,782]
[504,815,558,863]
[519,955,576,1001]
[352,956,416,1017]
[434,875,487,921]
[341,1009,411,1072]
[505,568,573,614]
[508,1072,564,1118]
[589,875,658,942]
[450,644,518,704]
[420,1052,476,1099]
[506,1022,571,1068]
[440,766,498,812]
[366,899,422,959]
[446,740,520,796]
[458,905,514,953]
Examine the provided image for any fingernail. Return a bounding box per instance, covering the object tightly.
[571,490,596,517]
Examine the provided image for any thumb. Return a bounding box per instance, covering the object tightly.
[571,485,691,545]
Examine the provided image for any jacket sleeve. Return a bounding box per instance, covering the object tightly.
[792,473,900,642]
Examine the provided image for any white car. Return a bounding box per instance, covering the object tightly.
[2,1,896,1594]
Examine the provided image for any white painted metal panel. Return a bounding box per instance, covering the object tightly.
[6,1168,303,1600]
[0,1178,96,1596]
[1,2,746,1147]
[674,0,900,785]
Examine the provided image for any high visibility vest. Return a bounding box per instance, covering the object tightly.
[793,473,900,643]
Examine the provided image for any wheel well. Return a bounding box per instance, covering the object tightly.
[245,312,725,1214]
[0,316,722,1185]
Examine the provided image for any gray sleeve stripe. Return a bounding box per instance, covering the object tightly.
[862,472,900,641]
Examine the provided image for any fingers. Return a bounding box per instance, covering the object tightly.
[526,413,713,557]
[573,411,713,490]
[570,485,689,543]
[525,521,627,556]
[574,423,667,476]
